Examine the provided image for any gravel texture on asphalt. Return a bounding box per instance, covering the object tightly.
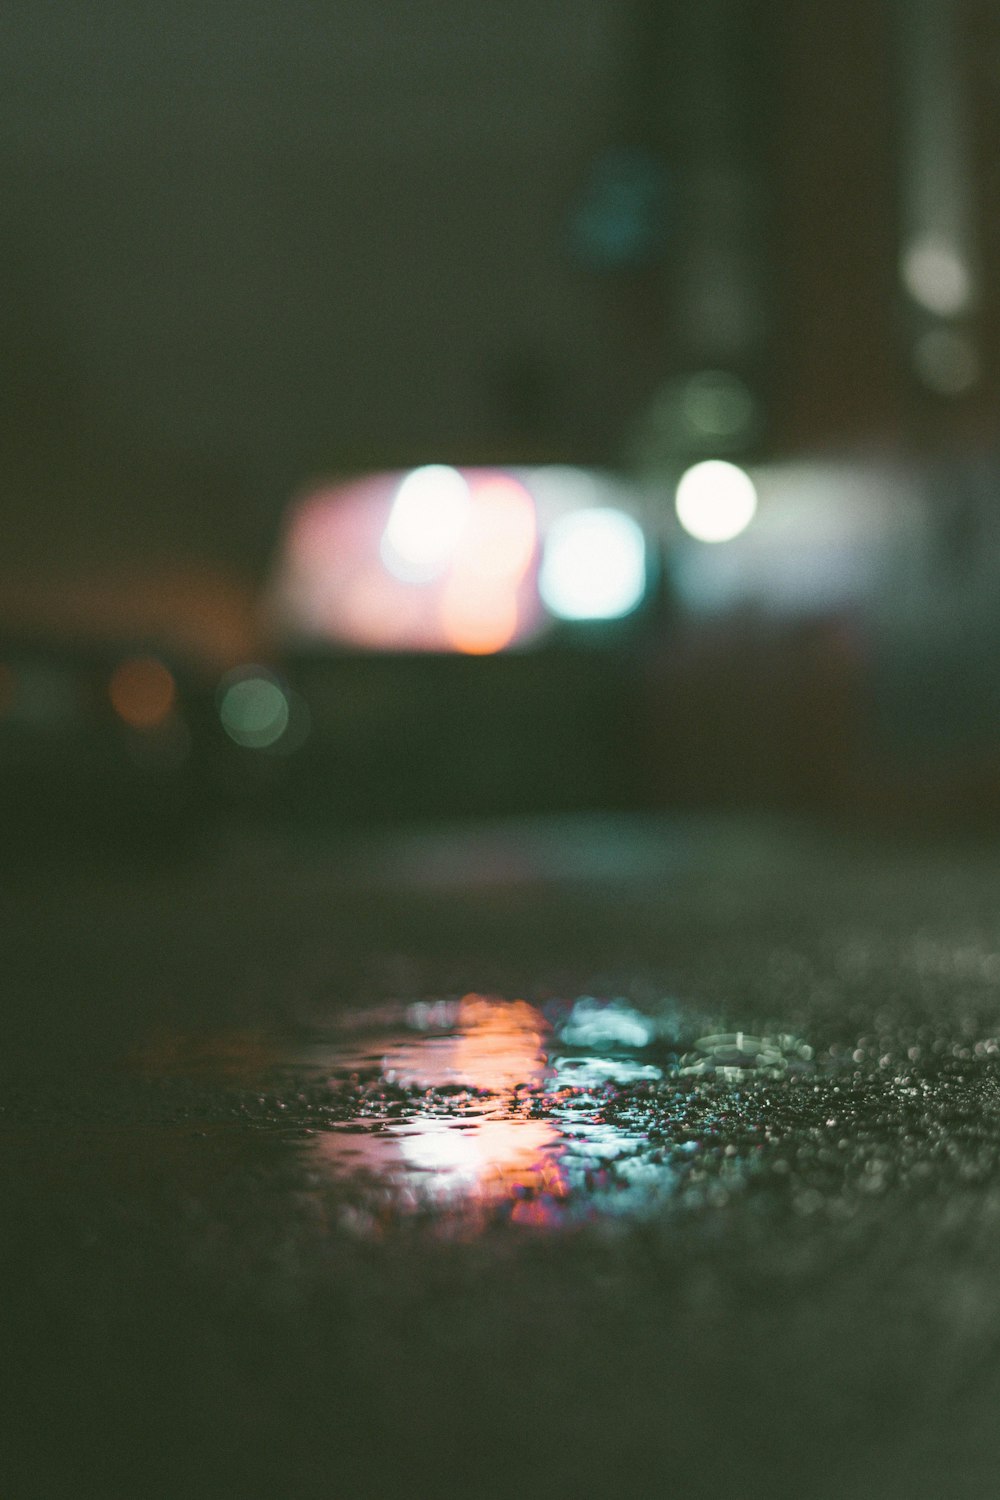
[5,816,1000,1498]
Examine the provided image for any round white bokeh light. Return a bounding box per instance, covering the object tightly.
[675,460,757,544]
[380,465,470,583]
[901,236,972,318]
[539,507,647,621]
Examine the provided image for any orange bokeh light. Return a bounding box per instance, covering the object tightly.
[108,655,176,730]
[439,578,519,655]
[457,475,537,582]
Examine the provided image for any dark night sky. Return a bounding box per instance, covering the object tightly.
[1,1,958,620]
[0,1,635,573]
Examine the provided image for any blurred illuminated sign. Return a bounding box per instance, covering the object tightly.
[267,466,650,653]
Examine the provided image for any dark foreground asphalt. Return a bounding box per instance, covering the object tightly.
[5,814,1000,1499]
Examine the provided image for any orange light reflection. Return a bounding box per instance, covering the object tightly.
[385,995,549,1091]
[317,996,567,1222]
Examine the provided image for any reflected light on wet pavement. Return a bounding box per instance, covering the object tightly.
[312,997,569,1227]
[17,829,1000,1497]
[290,994,687,1230]
[119,957,1000,1249]
[287,987,842,1234]
[125,996,829,1234]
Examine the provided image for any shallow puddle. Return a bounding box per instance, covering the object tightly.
[277,994,685,1229]
[124,996,824,1232]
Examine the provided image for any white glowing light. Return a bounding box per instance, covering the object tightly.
[901,236,972,317]
[400,1122,483,1179]
[380,465,470,582]
[559,997,655,1049]
[675,460,757,543]
[538,508,646,622]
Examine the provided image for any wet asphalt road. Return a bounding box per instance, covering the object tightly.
[5,814,1000,1498]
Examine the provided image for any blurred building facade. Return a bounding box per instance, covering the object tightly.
[1,0,1000,827]
[2,2,996,569]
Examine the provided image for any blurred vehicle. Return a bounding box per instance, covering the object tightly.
[239,453,1000,830]
[241,465,665,821]
[0,634,222,858]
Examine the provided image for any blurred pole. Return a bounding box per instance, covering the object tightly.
[661,0,769,374]
[767,0,898,450]
[623,0,771,483]
[897,0,981,414]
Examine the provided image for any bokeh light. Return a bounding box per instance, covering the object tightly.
[901,236,972,317]
[455,474,536,581]
[538,507,647,621]
[272,467,623,652]
[432,474,536,653]
[913,327,980,395]
[218,669,290,748]
[439,577,520,654]
[380,465,470,583]
[675,460,758,543]
[559,996,655,1049]
[108,655,176,730]
[680,370,755,441]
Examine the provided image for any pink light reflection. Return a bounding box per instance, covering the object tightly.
[312,996,567,1223]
